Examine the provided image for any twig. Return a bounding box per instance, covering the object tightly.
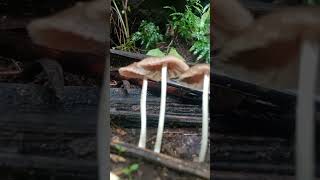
[110,141,210,179]
[0,57,23,76]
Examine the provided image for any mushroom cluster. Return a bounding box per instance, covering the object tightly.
[119,56,210,162]
[119,56,189,151]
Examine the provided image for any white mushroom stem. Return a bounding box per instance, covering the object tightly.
[296,39,318,180]
[199,73,210,162]
[154,63,168,153]
[138,77,148,148]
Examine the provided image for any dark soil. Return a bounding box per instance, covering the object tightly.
[111,126,208,162]
[110,125,209,180]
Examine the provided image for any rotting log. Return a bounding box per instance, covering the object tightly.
[0,83,204,135]
[0,83,207,179]
[110,87,204,127]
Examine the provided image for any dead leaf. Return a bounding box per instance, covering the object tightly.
[110,153,126,163]
[116,128,127,136]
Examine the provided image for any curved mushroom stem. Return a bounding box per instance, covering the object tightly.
[154,63,168,153]
[138,77,148,148]
[199,73,210,162]
[296,40,318,180]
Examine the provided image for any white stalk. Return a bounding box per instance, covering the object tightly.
[199,73,210,162]
[138,77,148,148]
[296,40,318,180]
[154,64,168,153]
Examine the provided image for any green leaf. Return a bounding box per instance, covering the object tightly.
[115,144,126,153]
[129,164,139,172]
[146,48,166,57]
[167,48,184,60]
[122,163,139,176]
[122,168,131,175]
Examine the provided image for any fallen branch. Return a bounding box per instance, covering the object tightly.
[110,141,210,179]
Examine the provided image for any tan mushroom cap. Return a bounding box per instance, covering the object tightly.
[137,55,189,81]
[27,0,105,55]
[178,64,210,91]
[118,62,149,79]
[213,0,254,33]
[219,6,320,70]
[213,0,254,48]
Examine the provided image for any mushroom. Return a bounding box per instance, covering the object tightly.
[213,6,320,91]
[212,0,254,48]
[215,6,320,179]
[178,64,210,162]
[110,172,120,180]
[27,0,106,56]
[137,55,189,153]
[119,62,151,148]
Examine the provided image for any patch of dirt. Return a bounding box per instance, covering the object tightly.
[111,126,208,162]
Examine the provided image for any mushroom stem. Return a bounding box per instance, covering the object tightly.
[296,39,318,180]
[154,63,168,153]
[199,73,210,162]
[138,77,148,148]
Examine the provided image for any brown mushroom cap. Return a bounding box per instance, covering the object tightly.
[27,0,105,55]
[219,6,320,71]
[213,0,254,33]
[118,62,149,79]
[137,55,189,81]
[178,64,210,91]
[213,0,254,48]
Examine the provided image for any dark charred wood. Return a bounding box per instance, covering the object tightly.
[110,88,204,127]
[0,153,97,179]
[213,170,298,180]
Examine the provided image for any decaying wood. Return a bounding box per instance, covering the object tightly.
[110,88,204,127]
[213,170,302,180]
[0,152,97,174]
[0,83,99,130]
[0,83,98,179]
[110,141,210,179]
[0,153,97,179]
[0,83,203,133]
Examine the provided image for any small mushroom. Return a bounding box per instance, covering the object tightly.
[137,55,189,153]
[214,6,320,91]
[27,0,106,56]
[119,62,150,148]
[178,64,210,162]
[218,6,320,71]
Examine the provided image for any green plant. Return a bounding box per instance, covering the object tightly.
[146,47,185,61]
[115,144,126,154]
[121,163,139,180]
[165,0,210,63]
[111,0,137,51]
[190,4,210,63]
[131,20,164,50]
[304,0,320,4]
